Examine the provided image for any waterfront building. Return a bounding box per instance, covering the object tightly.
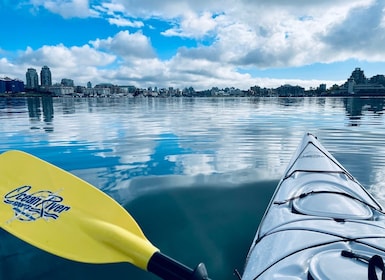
[49,85,74,95]
[0,79,5,93]
[350,67,367,84]
[347,78,355,94]
[61,78,74,87]
[87,81,92,88]
[84,87,111,97]
[75,85,86,94]
[0,77,25,93]
[119,85,136,94]
[25,68,39,90]
[40,66,52,87]
[276,84,305,97]
[115,85,136,96]
[95,83,122,95]
[351,83,385,95]
[8,79,24,93]
[340,68,385,95]
[249,85,273,97]
[318,84,327,92]
[370,75,385,86]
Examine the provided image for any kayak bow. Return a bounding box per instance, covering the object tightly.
[242,133,385,279]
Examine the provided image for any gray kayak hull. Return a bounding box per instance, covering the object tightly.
[242,133,385,279]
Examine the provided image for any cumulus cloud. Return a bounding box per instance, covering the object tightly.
[4,0,384,90]
[29,0,97,18]
[93,2,144,27]
[91,0,384,70]
[0,58,20,78]
[322,1,385,60]
[2,42,340,90]
[162,11,218,38]
[90,30,156,59]
[107,16,143,27]
[209,0,380,68]
[27,0,385,68]
[17,44,115,68]
[9,44,115,85]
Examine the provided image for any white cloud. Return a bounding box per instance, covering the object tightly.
[93,2,144,27]
[27,0,385,69]
[8,44,115,85]
[17,44,115,68]
[90,30,156,59]
[322,1,385,61]
[0,57,20,79]
[107,16,143,27]
[30,0,97,18]
[92,0,384,70]
[1,38,343,90]
[4,0,384,90]
[162,11,218,38]
[212,0,381,68]
[95,2,126,15]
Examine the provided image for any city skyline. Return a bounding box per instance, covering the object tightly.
[1,1,385,90]
[17,65,385,89]
[0,65,385,92]
[3,66,385,100]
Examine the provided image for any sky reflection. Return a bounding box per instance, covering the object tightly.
[1,96,385,200]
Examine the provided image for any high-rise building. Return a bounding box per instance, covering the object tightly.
[25,68,39,90]
[40,65,52,87]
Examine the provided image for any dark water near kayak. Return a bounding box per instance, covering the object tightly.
[1,96,385,279]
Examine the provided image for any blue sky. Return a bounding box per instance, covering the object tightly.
[1,0,384,90]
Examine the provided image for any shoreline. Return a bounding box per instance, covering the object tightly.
[1,93,385,98]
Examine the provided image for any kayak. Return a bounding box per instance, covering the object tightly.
[241,133,385,279]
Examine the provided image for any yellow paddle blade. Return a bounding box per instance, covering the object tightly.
[0,150,158,270]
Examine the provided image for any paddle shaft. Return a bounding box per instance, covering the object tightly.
[148,252,211,280]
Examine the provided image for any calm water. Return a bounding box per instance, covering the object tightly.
[1,96,385,280]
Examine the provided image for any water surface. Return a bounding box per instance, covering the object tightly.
[1,96,385,279]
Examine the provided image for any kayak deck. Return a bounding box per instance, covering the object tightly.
[242,133,385,279]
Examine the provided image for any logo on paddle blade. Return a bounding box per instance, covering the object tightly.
[3,185,71,222]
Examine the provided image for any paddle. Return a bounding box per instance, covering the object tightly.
[0,150,210,280]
